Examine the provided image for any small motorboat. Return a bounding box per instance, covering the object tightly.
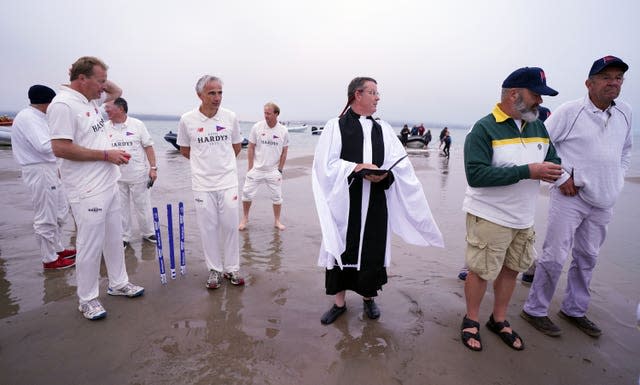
[286,124,307,133]
[0,115,13,127]
[398,134,431,149]
[164,131,179,150]
[163,131,249,150]
[311,126,323,135]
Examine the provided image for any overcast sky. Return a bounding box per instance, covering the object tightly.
[1,0,638,128]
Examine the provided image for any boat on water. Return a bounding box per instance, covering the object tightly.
[398,134,431,149]
[286,124,307,133]
[311,126,323,135]
[0,115,13,127]
[163,131,249,150]
[164,131,180,150]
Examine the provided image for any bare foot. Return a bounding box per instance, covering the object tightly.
[274,221,286,230]
[238,219,248,231]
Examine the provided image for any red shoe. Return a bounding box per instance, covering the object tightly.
[57,249,77,259]
[43,256,76,270]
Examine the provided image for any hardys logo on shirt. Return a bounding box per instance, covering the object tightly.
[91,115,106,133]
[111,140,134,148]
[259,136,281,146]
[196,125,229,145]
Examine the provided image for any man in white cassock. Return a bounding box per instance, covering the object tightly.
[312,77,444,325]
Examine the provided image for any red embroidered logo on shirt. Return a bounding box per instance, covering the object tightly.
[197,127,204,133]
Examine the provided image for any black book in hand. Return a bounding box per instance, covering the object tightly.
[354,155,408,177]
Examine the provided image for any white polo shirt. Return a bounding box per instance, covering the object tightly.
[176,107,242,191]
[249,120,289,172]
[48,86,119,200]
[105,117,153,183]
[11,106,57,166]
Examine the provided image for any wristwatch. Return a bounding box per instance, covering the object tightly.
[150,166,158,170]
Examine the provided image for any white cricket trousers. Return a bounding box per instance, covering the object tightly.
[193,188,240,273]
[69,184,129,304]
[118,180,155,242]
[21,163,68,263]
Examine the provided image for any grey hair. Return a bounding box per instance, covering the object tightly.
[195,75,223,95]
[340,76,377,116]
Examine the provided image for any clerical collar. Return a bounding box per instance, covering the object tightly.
[346,107,373,120]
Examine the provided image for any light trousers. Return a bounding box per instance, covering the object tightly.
[193,188,240,272]
[118,180,154,242]
[241,169,283,204]
[22,163,68,263]
[70,184,129,304]
[524,188,612,317]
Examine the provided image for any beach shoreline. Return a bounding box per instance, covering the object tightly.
[1,136,639,384]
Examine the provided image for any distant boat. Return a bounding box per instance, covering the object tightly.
[163,131,249,150]
[164,131,180,150]
[398,134,431,149]
[311,126,323,135]
[0,115,13,127]
[286,124,307,133]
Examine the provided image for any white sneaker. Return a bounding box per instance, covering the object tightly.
[107,282,145,297]
[78,299,107,320]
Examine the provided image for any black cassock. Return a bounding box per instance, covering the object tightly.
[325,109,395,297]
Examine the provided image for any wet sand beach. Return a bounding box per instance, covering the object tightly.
[1,134,639,385]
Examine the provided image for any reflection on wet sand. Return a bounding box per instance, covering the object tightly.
[0,257,18,318]
[241,228,283,273]
[132,283,260,384]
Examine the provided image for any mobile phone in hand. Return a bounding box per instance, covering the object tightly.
[147,177,154,188]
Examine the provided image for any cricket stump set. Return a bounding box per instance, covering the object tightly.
[152,202,186,284]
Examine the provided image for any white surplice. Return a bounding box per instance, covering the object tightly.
[312,115,444,270]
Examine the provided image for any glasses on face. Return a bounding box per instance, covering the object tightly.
[359,89,380,97]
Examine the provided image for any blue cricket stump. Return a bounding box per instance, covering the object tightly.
[152,207,167,284]
[167,204,177,279]
[179,201,186,275]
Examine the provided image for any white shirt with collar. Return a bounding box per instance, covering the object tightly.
[11,106,57,166]
[48,86,119,200]
[105,117,153,183]
[176,107,242,191]
[547,95,633,209]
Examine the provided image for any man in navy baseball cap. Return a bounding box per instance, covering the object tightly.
[502,67,559,96]
[588,55,628,77]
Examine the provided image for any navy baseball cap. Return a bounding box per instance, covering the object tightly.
[28,85,56,104]
[588,55,628,77]
[502,67,558,96]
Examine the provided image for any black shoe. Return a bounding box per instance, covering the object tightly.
[321,304,346,325]
[363,298,380,319]
[520,310,562,337]
[558,310,602,337]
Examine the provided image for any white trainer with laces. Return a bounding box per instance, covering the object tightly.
[78,299,107,320]
[107,282,145,297]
